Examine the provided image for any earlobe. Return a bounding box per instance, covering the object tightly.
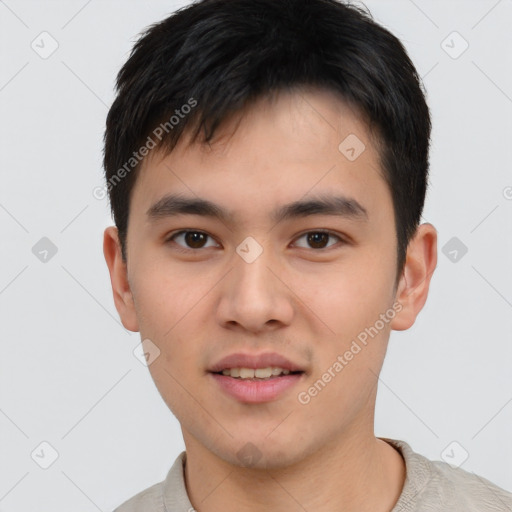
[390,223,438,331]
[103,226,140,332]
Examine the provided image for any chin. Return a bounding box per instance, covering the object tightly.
[213,434,313,471]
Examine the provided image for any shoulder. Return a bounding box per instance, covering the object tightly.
[113,480,165,512]
[383,438,512,512]
[425,458,512,511]
[112,451,188,512]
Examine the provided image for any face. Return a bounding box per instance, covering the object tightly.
[104,88,436,469]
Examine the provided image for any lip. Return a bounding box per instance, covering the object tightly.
[208,351,306,373]
[210,372,305,403]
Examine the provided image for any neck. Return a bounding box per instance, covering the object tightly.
[183,431,405,512]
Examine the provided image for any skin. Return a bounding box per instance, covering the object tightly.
[104,87,437,512]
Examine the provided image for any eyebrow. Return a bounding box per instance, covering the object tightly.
[146,193,369,224]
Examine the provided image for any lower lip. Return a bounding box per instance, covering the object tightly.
[210,372,304,403]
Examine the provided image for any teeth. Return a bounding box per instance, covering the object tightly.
[239,368,255,379]
[255,368,272,378]
[219,367,293,379]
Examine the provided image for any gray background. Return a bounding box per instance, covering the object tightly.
[1,0,511,510]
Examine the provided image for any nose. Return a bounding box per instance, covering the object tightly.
[215,243,294,333]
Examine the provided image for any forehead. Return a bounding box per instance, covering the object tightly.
[131,88,388,224]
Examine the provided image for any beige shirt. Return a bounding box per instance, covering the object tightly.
[113,437,512,511]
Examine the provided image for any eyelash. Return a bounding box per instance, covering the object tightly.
[165,229,347,253]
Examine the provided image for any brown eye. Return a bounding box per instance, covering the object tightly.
[294,231,342,250]
[307,232,329,249]
[168,231,218,250]
[184,232,207,248]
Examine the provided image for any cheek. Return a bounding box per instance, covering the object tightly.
[131,262,204,335]
[298,256,394,390]
[131,265,209,359]
[299,258,391,335]
[147,359,198,424]
[145,328,203,418]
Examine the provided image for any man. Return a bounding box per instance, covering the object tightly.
[102,0,512,510]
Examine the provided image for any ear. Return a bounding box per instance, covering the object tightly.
[103,226,139,332]
[390,223,437,331]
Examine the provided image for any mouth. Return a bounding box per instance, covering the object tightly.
[209,368,305,404]
[208,351,307,375]
[207,352,307,403]
[210,367,305,381]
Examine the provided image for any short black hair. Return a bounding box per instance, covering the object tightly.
[103,0,431,286]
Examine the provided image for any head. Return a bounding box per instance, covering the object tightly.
[103,0,437,468]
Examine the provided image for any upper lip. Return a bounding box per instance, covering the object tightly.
[208,352,306,373]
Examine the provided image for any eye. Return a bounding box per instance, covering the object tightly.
[293,230,344,250]
[166,229,346,252]
[167,230,219,251]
